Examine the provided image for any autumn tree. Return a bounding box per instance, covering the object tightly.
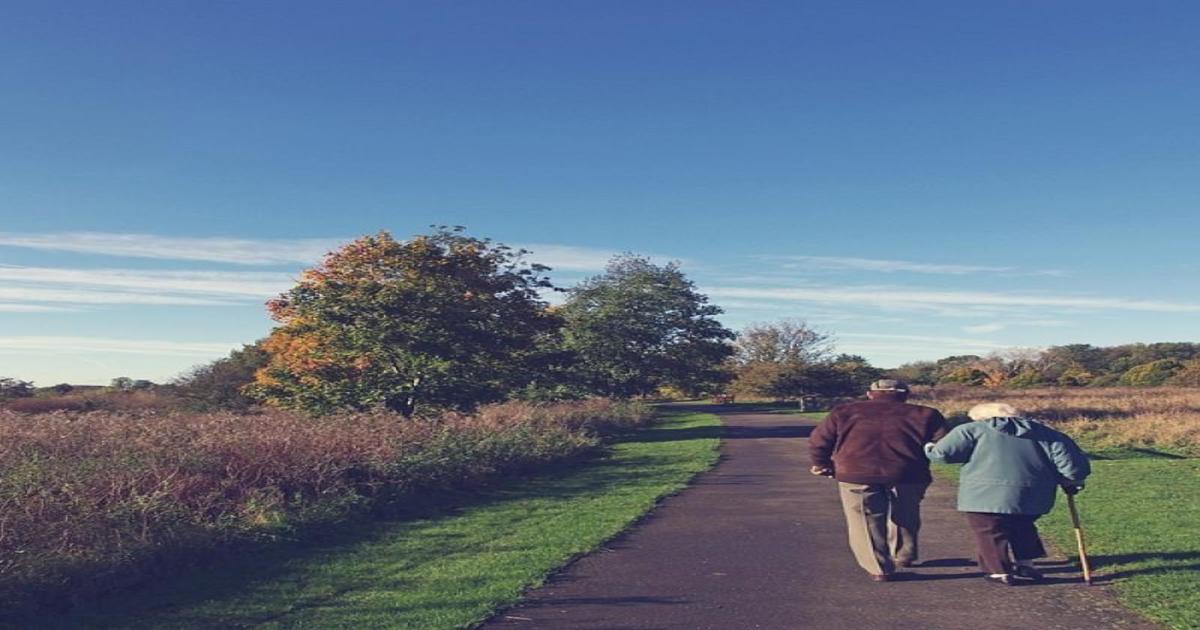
[250,228,559,416]
[559,255,734,397]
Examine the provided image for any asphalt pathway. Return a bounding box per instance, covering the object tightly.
[480,407,1158,630]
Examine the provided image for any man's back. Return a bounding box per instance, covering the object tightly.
[809,399,948,485]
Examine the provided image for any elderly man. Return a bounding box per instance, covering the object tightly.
[926,402,1090,585]
[809,379,949,581]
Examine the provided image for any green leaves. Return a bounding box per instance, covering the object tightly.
[559,255,734,398]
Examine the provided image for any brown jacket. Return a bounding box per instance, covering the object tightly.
[809,395,949,485]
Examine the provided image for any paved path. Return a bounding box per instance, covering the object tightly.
[480,408,1157,630]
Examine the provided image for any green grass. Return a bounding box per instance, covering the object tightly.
[936,451,1200,630]
[40,411,721,630]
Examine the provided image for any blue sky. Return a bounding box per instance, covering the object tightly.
[2,1,1198,384]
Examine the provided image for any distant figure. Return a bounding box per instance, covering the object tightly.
[925,402,1091,586]
[809,379,949,581]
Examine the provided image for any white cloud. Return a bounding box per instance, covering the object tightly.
[0,266,295,298]
[775,256,1013,275]
[839,332,1009,350]
[0,231,676,273]
[832,333,1015,367]
[963,322,1006,334]
[0,286,238,306]
[0,303,77,312]
[0,232,344,265]
[703,285,1200,314]
[767,255,1065,277]
[0,336,240,357]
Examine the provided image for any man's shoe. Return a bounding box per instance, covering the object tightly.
[870,572,909,582]
[983,574,1015,586]
[1014,565,1045,582]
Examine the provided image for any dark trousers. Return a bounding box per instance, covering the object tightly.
[965,512,1047,574]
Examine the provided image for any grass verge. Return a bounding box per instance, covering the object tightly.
[1040,456,1200,630]
[936,450,1200,630]
[40,410,721,630]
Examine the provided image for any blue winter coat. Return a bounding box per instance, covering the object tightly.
[925,417,1090,515]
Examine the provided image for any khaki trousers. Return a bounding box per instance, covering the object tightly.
[837,481,929,575]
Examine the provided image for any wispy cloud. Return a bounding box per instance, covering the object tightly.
[703,285,1200,314]
[962,322,1006,334]
[0,286,240,306]
[839,332,1009,350]
[0,232,670,273]
[0,266,295,298]
[0,232,343,265]
[0,336,240,357]
[832,332,1016,366]
[767,255,1063,277]
[0,303,77,312]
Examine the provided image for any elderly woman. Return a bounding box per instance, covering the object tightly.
[925,402,1090,585]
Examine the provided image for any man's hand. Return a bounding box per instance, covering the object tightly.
[1061,483,1084,495]
[810,465,833,477]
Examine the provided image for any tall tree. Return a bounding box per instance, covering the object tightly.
[250,228,559,416]
[730,319,837,399]
[560,255,734,397]
[733,320,832,366]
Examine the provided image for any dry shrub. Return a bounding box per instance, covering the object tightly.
[911,386,1200,454]
[0,399,650,616]
[3,390,179,414]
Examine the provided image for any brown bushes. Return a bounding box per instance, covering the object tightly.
[912,386,1200,454]
[2,390,178,414]
[0,399,650,615]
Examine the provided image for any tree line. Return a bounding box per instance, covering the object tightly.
[890,343,1200,388]
[181,227,737,416]
[7,227,1198,413]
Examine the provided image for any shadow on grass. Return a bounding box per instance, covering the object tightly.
[1087,551,1200,581]
[27,420,718,629]
[1088,447,1191,461]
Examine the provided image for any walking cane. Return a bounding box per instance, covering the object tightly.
[1065,492,1093,585]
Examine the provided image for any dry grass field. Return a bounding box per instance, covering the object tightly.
[913,386,1200,455]
[0,399,651,619]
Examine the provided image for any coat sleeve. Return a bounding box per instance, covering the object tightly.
[1046,434,1091,484]
[925,424,976,464]
[928,409,950,442]
[809,410,840,468]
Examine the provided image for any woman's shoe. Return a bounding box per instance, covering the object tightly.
[983,574,1015,586]
[1014,565,1045,582]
